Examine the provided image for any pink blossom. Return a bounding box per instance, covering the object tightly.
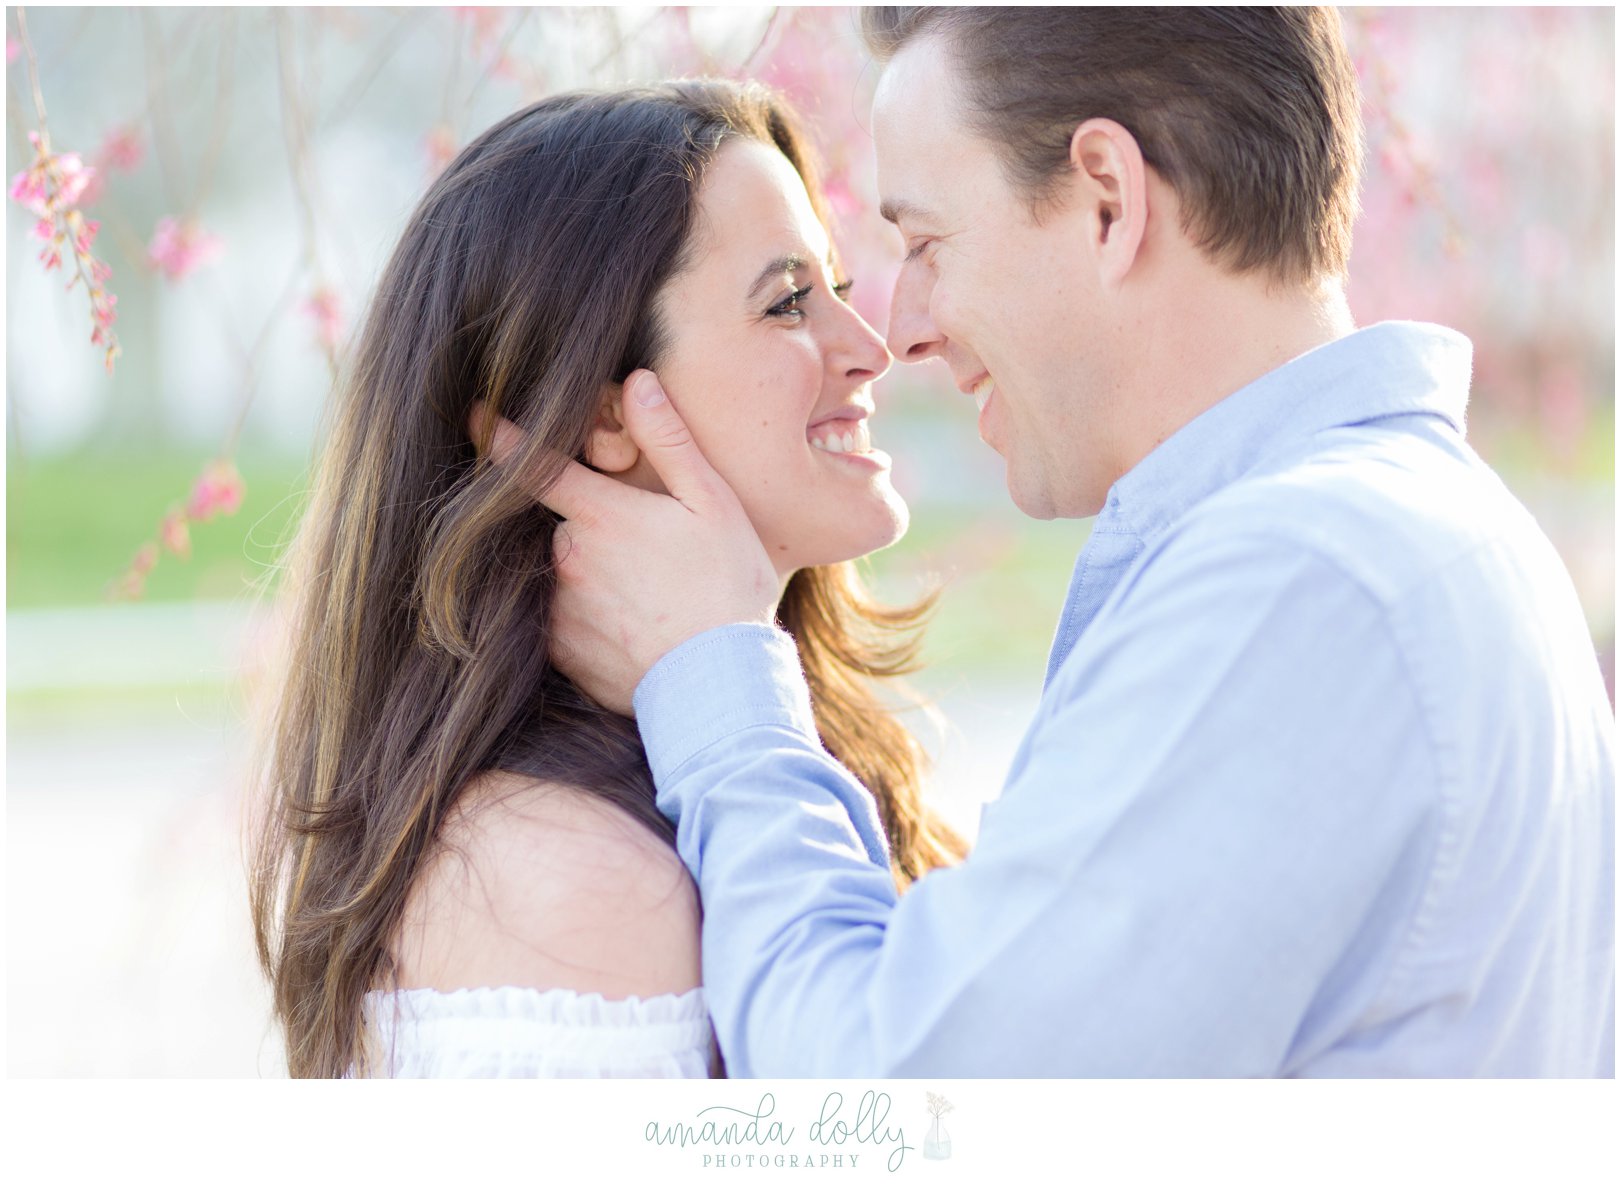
[302,285,346,353]
[72,216,100,256]
[159,511,192,560]
[108,542,160,601]
[453,6,508,56]
[424,124,458,179]
[10,129,125,372]
[147,215,224,281]
[78,172,104,209]
[111,460,242,598]
[185,459,246,522]
[10,167,48,214]
[52,153,92,208]
[80,124,145,206]
[97,124,145,172]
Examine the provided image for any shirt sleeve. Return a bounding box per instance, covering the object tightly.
[635,528,1443,1076]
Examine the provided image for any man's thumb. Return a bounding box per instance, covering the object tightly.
[622,369,723,507]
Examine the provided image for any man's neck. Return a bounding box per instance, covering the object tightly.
[1121,270,1356,473]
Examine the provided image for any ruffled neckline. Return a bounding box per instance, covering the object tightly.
[364,984,708,1028]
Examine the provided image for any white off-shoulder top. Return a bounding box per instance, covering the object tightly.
[356,985,718,1078]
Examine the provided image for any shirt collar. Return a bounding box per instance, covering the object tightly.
[1042,320,1474,689]
[1102,320,1473,539]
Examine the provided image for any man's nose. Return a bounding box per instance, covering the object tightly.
[885,264,945,364]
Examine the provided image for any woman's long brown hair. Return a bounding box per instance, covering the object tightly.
[248,80,966,1079]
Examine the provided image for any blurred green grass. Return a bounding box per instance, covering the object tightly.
[6,447,313,609]
[7,408,1609,690]
[865,510,1088,680]
[5,441,1086,688]
[1472,402,1615,486]
[5,679,244,728]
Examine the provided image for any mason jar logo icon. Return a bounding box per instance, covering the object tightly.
[923,1092,953,1160]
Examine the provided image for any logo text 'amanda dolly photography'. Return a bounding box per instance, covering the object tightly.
[645,1091,916,1172]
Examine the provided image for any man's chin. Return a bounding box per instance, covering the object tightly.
[1004,466,1058,521]
[1004,459,1108,522]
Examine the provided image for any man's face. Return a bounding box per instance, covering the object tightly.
[872,36,1125,519]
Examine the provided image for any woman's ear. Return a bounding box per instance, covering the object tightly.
[584,383,641,473]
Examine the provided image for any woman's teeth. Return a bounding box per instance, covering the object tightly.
[810,422,872,454]
[972,376,995,413]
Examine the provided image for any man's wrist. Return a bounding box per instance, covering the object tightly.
[633,622,816,787]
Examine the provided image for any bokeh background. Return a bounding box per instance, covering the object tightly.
[5,6,1613,1076]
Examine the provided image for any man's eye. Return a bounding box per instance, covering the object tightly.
[904,239,933,263]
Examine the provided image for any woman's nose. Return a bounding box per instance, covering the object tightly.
[836,294,894,383]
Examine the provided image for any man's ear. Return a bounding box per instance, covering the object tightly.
[584,382,641,473]
[1067,117,1149,289]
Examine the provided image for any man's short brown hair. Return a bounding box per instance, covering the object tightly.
[862,6,1364,285]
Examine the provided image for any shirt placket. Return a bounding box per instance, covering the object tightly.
[1044,521,1146,690]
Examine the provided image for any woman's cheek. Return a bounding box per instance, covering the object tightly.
[662,382,730,473]
[674,398,768,523]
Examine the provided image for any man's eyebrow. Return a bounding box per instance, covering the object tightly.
[746,254,807,301]
[878,197,938,226]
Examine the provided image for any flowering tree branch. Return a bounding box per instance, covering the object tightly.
[9,8,121,374]
[3,6,1605,633]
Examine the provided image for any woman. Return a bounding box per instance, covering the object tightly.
[249,79,966,1079]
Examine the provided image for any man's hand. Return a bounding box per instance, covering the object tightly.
[472,369,779,715]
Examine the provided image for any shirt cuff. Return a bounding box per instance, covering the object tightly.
[632,622,819,787]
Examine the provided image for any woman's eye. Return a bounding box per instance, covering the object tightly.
[768,284,815,318]
[832,279,855,302]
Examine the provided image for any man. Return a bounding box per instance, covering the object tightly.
[494,8,1614,1075]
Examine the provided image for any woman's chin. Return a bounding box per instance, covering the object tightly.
[826,492,912,566]
[866,484,911,551]
[765,486,910,573]
[874,489,910,551]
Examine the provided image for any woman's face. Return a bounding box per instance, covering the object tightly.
[602,138,905,580]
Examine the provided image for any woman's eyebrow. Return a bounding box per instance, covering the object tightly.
[746,254,807,301]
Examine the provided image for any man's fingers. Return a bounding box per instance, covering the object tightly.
[469,384,733,519]
[468,400,531,470]
[466,400,623,525]
[620,370,731,510]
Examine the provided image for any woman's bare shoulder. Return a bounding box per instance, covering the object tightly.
[389,770,700,1000]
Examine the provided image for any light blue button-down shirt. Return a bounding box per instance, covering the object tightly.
[634,321,1615,1077]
